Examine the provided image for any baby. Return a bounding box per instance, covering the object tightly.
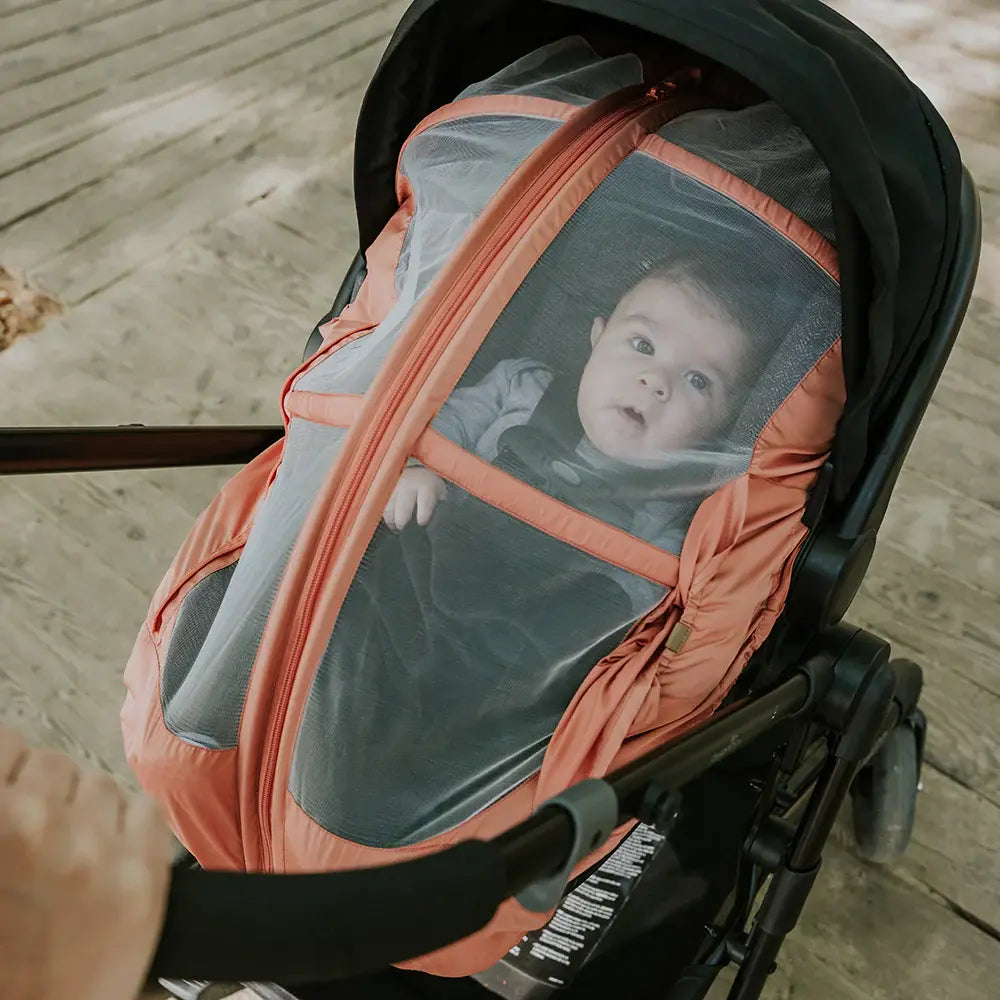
[384,258,757,539]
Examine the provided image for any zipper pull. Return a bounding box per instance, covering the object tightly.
[646,67,703,101]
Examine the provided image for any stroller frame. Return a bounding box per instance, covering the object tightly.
[0,163,980,999]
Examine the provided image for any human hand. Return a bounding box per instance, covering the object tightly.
[0,726,175,1000]
[383,466,447,530]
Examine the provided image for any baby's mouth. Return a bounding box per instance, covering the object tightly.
[620,405,646,429]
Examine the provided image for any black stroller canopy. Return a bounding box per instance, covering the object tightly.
[351,0,963,504]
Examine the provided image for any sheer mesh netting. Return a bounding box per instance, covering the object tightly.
[445,153,839,549]
[455,35,643,105]
[288,42,841,846]
[159,47,599,750]
[291,489,658,846]
[660,103,836,243]
[161,420,346,748]
[295,116,563,396]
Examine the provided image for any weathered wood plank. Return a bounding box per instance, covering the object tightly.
[112,233,317,365]
[935,342,1000,441]
[0,659,112,774]
[976,240,1000,314]
[0,0,395,237]
[954,132,1000,193]
[0,615,137,784]
[26,26,391,304]
[257,156,359,252]
[25,95,362,307]
[902,399,1000,511]
[878,470,1000,603]
[855,536,1000,699]
[0,302,235,427]
[5,472,203,597]
[0,509,145,779]
[2,161,354,433]
[0,2,327,181]
[0,0,253,94]
[0,0,67,17]
[123,222,330,403]
[0,483,152,623]
[0,0,156,54]
[197,185,357,309]
[827,753,1000,945]
[0,0,361,152]
[787,849,1000,999]
[957,295,1000,364]
[916,670,1000,807]
[3,41,365,275]
[850,534,1000,808]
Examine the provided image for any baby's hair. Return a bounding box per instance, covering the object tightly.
[626,253,783,386]
[630,256,748,333]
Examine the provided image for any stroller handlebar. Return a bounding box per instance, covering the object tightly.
[152,839,514,985]
[148,672,817,986]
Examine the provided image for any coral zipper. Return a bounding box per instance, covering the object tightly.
[257,77,698,869]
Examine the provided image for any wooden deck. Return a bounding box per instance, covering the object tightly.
[0,1,997,997]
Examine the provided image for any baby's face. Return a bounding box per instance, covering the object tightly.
[577,277,751,466]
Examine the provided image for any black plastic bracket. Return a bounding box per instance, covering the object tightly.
[746,816,797,873]
[801,460,834,530]
[834,662,896,765]
[637,784,683,830]
[515,779,619,913]
[785,529,877,632]
[754,863,820,938]
[789,652,837,721]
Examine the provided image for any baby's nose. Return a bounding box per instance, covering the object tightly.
[638,372,670,399]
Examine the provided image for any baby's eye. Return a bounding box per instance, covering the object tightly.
[685,370,712,393]
[631,337,655,356]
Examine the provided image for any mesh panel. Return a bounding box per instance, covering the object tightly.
[456,35,643,105]
[290,489,665,847]
[660,103,835,243]
[161,561,238,732]
[296,116,562,398]
[163,419,345,749]
[165,42,640,753]
[435,153,839,552]
[287,40,840,843]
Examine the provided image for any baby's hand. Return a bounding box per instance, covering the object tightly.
[383,466,447,530]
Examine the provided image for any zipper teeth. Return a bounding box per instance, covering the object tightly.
[257,88,668,867]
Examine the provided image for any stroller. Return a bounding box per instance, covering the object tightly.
[0,1,982,998]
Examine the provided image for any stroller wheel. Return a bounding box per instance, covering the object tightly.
[850,720,920,865]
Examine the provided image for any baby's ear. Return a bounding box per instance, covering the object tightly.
[590,316,606,346]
